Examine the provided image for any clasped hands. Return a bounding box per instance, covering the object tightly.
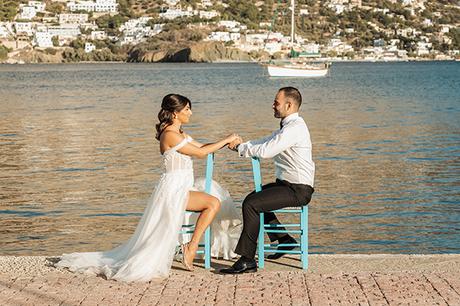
[227,134,243,151]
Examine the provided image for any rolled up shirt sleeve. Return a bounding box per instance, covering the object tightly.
[238,125,300,159]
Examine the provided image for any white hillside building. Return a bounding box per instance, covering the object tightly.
[67,0,118,13]
[35,31,53,48]
[59,14,89,24]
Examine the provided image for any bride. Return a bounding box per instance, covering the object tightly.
[56,94,242,282]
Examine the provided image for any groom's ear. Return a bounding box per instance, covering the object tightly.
[287,99,299,111]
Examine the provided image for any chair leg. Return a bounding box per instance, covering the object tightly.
[301,206,308,270]
[203,153,213,270]
[258,212,265,269]
[204,226,211,269]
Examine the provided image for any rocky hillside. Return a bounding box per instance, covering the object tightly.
[3,41,251,64]
[129,41,250,62]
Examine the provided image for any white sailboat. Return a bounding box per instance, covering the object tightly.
[265,0,330,78]
[266,62,329,77]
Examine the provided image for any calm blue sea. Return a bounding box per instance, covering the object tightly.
[0,61,459,255]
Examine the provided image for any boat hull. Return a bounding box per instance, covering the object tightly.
[267,65,328,77]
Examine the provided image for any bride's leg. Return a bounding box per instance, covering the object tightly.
[184,191,221,265]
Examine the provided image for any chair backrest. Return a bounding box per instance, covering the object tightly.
[251,157,263,192]
[205,153,214,194]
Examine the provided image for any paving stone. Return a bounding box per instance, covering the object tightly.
[423,274,460,306]
[355,274,388,306]
[2,255,460,305]
[373,272,448,306]
[3,277,35,305]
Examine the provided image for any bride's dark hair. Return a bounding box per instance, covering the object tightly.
[155,94,191,140]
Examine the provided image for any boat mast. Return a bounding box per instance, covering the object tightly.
[290,0,295,45]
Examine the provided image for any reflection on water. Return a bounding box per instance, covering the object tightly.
[1,62,459,255]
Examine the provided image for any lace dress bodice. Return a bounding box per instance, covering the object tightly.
[163,136,193,173]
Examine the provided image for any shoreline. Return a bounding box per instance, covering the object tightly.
[2,254,460,305]
[1,58,458,65]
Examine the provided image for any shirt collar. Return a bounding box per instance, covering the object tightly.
[281,113,299,127]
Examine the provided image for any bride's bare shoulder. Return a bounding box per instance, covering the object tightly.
[160,130,186,150]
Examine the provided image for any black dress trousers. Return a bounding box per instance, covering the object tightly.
[234,179,314,259]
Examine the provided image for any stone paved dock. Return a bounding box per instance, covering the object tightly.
[1,254,460,305]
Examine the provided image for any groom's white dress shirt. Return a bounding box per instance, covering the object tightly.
[237,112,315,187]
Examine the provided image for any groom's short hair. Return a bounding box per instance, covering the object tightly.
[279,87,302,108]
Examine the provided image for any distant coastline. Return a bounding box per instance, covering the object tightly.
[2,57,458,65]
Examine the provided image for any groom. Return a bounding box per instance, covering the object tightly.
[221,86,315,274]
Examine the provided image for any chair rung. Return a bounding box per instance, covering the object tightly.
[179,230,194,234]
[265,229,302,234]
[264,249,302,254]
[264,243,300,247]
[269,209,302,213]
[264,224,300,228]
[181,224,195,228]
[177,243,205,248]
[195,250,204,254]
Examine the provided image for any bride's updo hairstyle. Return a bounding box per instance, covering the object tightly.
[155,94,191,140]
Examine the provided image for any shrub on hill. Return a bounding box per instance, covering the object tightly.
[0,44,11,59]
[0,0,20,21]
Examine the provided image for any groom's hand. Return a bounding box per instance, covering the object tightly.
[228,137,243,151]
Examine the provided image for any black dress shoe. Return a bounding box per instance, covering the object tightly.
[267,236,298,260]
[220,257,257,274]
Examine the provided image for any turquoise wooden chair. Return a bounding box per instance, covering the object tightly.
[251,157,309,270]
[180,153,213,269]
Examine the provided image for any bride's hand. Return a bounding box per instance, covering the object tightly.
[225,133,240,144]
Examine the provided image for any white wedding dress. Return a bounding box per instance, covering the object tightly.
[56,136,242,282]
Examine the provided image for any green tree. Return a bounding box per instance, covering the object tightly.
[447,27,460,49]
[344,51,355,59]
[224,0,260,28]
[376,12,392,27]
[0,44,11,60]
[70,38,85,49]
[52,36,59,47]
[0,0,19,21]
[259,0,274,21]
[118,0,136,18]
[44,48,57,55]
[96,14,127,33]
[181,0,199,10]
[421,8,433,19]
[62,48,83,62]
[46,2,65,15]
[319,6,335,18]
[326,50,337,58]
[402,9,413,21]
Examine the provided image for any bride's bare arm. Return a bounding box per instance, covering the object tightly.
[186,133,234,151]
[180,135,239,158]
[163,131,238,158]
[184,133,205,148]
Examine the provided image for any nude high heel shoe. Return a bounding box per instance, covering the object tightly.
[180,243,194,271]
